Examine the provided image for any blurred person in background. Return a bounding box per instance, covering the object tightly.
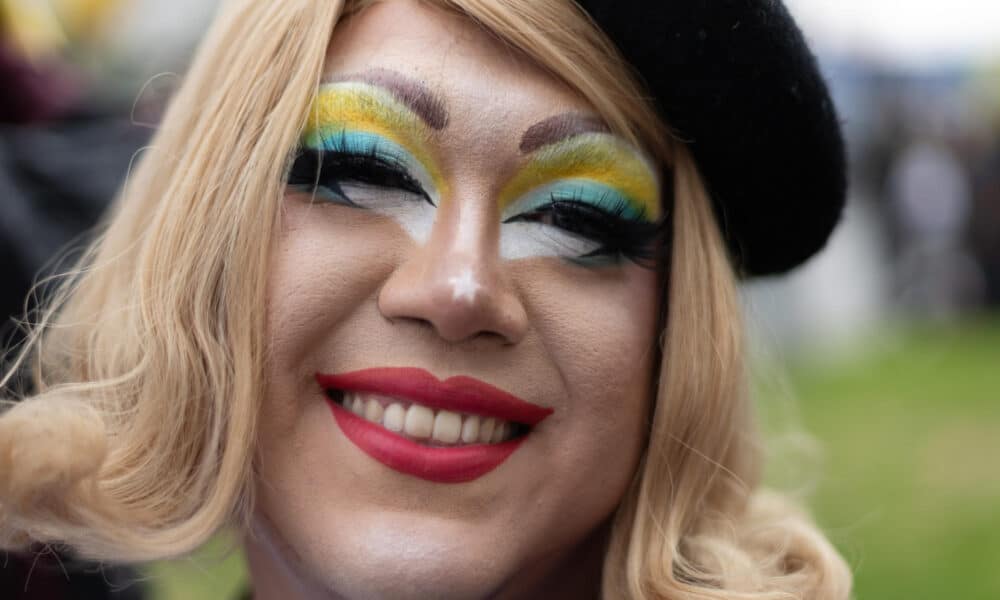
[0,0,152,345]
[887,137,984,317]
[967,81,1000,307]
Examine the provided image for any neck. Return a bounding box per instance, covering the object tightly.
[244,515,612,600]
[489,518,611,600]
[243,515,345,600]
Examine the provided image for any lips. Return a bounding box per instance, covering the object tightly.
[316,367,553,483]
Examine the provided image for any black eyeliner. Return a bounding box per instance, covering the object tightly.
[287,145,433,205]
[504,195,666,267]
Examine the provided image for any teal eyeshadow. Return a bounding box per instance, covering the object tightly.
[508,179,650,222]
[303,128,415,167]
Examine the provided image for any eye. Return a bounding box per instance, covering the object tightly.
[287,128,437,209]
[502,186,663,267]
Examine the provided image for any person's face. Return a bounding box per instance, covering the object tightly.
[250,1,663,598]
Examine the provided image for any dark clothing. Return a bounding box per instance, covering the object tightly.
[0,550,147,600]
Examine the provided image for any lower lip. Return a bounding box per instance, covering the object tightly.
[327,400,525,483]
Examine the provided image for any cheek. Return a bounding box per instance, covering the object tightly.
[262,200,410,440]
[525,263,659,418]
[516,262,659,527]
[562,278,655,456]
[265,200,406,372]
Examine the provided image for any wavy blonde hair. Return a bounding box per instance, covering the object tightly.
[0,0,851,597]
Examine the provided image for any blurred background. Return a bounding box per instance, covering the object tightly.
[0,0,997,598]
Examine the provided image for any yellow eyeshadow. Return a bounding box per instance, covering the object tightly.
[498,134,661,219]
[302,82,448,197]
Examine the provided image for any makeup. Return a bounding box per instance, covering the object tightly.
[500,131,660,219]
[291,80,448,242]
[329,405,523,483]
[287,130,438,235]
[291,83,663,264]
[302,81,443,188]
[328,68,449,130]
[316,368,553,483]
[519,113,610,154]
[498,131,662,263]
[289,131,430,202]
[447,267,481,303]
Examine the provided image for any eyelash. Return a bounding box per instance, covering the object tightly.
[503,192,663,266]
[287,146,433,206]
[286,148,665,267]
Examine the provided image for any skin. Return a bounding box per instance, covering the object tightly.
[248,1,662,598]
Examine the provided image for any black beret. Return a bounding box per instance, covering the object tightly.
[576,0,847,276]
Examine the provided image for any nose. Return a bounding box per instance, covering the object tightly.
[377,201,528,345]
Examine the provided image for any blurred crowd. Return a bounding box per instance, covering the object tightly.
[843,58,1000,317]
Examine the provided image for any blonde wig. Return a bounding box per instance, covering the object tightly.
[0,0,851,598]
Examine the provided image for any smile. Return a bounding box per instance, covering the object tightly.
[316,367,553,483]
[332,391,526,445]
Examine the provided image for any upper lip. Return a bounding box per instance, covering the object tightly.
[315,367,553,426]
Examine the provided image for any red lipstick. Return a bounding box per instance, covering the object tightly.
[316,367,553,483]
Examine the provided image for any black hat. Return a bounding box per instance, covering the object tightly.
[576,0,846,277]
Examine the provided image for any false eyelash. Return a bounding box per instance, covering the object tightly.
[506,190,666,267]
[287,144,432,205]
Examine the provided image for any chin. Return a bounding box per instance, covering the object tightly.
[317,546,505,600]
[248,508,529,600]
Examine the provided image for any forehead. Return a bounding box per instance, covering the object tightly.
[323,0,596,135]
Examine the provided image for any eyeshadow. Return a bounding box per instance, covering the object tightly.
[327,68,449,130]
[499,132,661,221]
[506,180,646,221]
[519,113,610,154]
[300,84,660,235]
[302,82,448,201]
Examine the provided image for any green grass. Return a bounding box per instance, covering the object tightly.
[145,316,1000,599]
[758,315,1000,600]
[145,534,247,600]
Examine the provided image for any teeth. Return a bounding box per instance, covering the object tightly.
[461,415,480,443]
[404,404,434,439]
[479,417,496,443]
[432,411,462,444]
[383,403,406,433]
[491,422,508,444]
[364,397,384,423]
[339,392,519,446]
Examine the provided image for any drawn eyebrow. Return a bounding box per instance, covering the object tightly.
[325,67,449,130]
[519,113,610,154]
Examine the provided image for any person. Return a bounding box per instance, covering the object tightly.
[0,1,852,598]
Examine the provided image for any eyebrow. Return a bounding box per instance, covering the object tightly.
[519,113,610,154]
[326,68,449,130]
